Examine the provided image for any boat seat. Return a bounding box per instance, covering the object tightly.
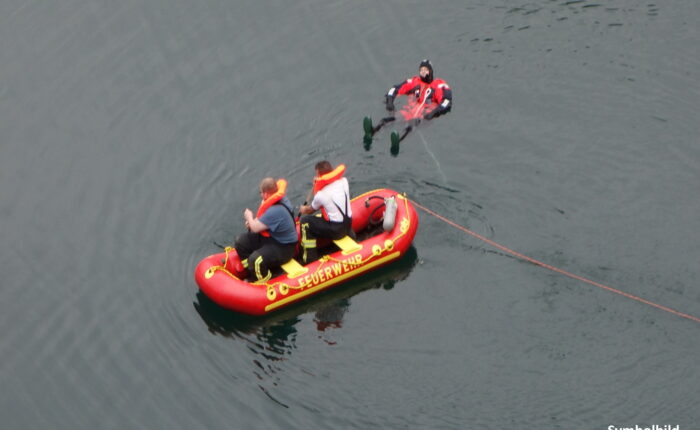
[280,258,307,278]
[333,235,362,255]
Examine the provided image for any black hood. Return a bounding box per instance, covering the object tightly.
[419,59,434,83]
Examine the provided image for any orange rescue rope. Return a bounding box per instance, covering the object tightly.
[411,200,700,325]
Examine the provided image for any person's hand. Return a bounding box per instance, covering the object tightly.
[385,96,395,112]
[243,208,253,230]
[299,204,313,215]
[243,208,253,219]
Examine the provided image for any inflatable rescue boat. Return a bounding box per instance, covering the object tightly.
[194,189,419,316]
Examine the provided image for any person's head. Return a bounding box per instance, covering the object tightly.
[419,59,434,84]
[259,177,278,199]
[314,160,333,177]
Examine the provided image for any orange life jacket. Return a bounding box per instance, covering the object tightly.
[311,165,346,221]
[312,164,345,194]
[256,178,287,237]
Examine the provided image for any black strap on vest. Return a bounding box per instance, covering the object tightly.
[332,192,352,225]
[275,201,296,224]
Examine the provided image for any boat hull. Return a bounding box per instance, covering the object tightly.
[194,189,419,316]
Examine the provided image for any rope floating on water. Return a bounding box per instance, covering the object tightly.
[411,200,700,325]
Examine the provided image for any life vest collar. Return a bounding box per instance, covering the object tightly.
[312,164,345,194]
[256,178,287,218]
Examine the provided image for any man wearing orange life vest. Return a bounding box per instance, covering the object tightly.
[299,161,353,265]
[385,59,452,121]
[235,177,297,282]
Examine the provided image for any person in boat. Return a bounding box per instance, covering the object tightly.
[298,161,353,264]
[235,177,298,282]
[385,59,452,121]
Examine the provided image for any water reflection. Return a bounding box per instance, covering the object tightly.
[193,247,418,406]
[193,246,419,350]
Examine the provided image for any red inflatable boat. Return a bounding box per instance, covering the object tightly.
[194,189,419,316]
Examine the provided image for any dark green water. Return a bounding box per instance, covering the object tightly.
[2,1,699,428]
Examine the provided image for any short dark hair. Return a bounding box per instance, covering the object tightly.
[315,160,333,175]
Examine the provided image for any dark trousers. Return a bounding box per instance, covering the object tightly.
[234,232,296,281]
[300,215,352,264]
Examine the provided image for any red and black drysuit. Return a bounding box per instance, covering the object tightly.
[385,60,452,121]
